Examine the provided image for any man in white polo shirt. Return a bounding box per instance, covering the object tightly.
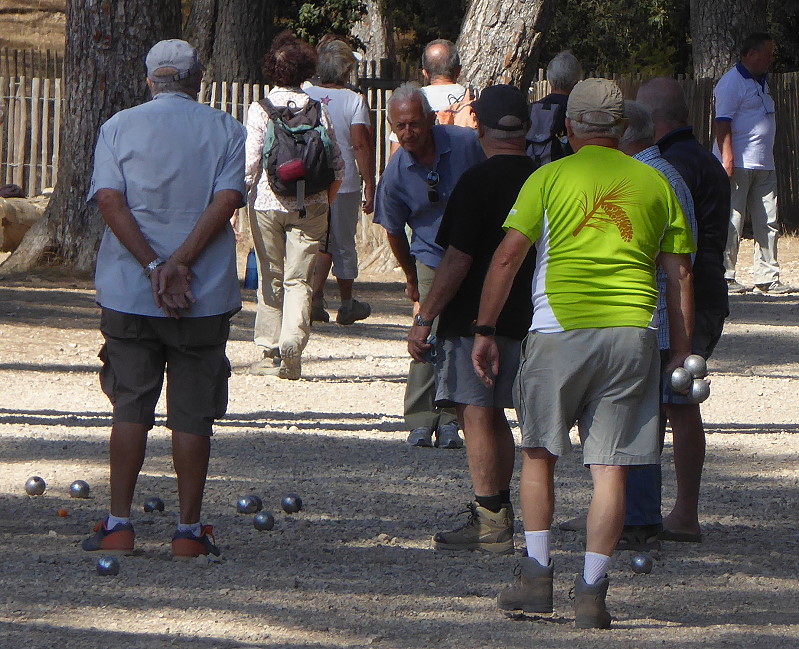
[714,32,793,294]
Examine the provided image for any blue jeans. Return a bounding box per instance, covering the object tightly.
[625,464,662,526]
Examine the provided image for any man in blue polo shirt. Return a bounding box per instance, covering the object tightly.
[714,32,793,294]
[374,81,485,449]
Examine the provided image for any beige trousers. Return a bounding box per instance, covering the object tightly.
[250,204,328,357]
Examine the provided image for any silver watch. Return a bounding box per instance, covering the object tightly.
[144,257,166,277]
[413,313,434,327]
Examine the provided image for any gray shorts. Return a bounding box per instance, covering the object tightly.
[320,191,361,280]
[434,335,521,409]
[515,327,660,465]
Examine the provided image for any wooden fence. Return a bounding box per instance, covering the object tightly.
[0,48,63,79]
[2,69,798,229]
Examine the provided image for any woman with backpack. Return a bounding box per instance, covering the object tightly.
[245,31,344,380]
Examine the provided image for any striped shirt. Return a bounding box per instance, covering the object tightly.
[633,146,697,350]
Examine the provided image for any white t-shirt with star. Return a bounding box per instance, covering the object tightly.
[304,85,371,194]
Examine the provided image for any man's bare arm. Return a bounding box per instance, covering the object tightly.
[351,123,376,214]
[386,231,420,302]
[659,251,694,372]
[95,189,160,268]
[408,246,472,361]
[714,120,734,178]
[472,229,532,386]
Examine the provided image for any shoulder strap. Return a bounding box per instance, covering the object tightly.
[258,97,281,122]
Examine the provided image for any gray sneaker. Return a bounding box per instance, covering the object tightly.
[248,352,281,376]
[727,279,749,294]
[278,346,301,380]
[436,421,463,449]
[433,501,514,554]
[336,299,371,325]
[407,427,434,447]
[573,574,612,629]
[498,557,554,614]
[754,280,796,295]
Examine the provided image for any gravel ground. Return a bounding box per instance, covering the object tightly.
[1,237,799,648]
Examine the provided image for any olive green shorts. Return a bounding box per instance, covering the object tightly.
[99,308,233,436]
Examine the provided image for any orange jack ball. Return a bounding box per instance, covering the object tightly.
[58,509,69,517]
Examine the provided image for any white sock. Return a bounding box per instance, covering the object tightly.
[177,522,202,537]
[524,530,551,566]
[584,552,611,585]
[106,514,130,529]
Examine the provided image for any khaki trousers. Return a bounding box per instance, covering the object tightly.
[404,261,457,431]
[250,204,328,357]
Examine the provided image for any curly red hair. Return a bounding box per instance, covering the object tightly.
[262,31,318,88]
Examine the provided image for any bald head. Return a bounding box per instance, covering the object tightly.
[636,78,689,136]
[422,39,460,83]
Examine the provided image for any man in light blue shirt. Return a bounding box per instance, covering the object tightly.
[374,82,485,449]
[82,40,246,560]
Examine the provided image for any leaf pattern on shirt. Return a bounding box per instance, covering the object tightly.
[572,179,636,242]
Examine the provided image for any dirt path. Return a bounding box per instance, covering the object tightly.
[1,240,799,648]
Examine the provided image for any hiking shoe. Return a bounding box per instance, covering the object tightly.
[436,421,463,449]
[726,279,749,294]
[171,525,221,559]
[559,514,587,532]
[81,519,135,553]
[754,280,796,295]
[311,300,330,324]
[616,523,661,551]
[498,557,554,614]
[336,299,371,325]
[248,352,281,376]
[573,574,612,629]
[278,346,301,380]
[407,427,434,447]
[434,501,514,554]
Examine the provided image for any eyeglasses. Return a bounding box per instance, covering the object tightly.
[427,171,440,203]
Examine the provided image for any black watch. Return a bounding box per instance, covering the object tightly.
[470,321,496,336]
[413,313,434,327]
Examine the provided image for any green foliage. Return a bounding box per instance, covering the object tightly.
[769,2,799,71]
[383,0,468,60]
[540,0,690,76]
[281,0,367,46]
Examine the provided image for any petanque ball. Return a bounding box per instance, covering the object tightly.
[143,496,165,513]
[69,480,91,499]
[690,378,711,404]
[253,511,275,531]
[281,493,303,514]
[631,553,653,574]
[683,354,707,379]
[96,556,120,576]
[670,367,692,393]
[237,495,263,514]
[25,476,46,496]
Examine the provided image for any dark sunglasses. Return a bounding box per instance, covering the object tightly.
[427,171,440,203]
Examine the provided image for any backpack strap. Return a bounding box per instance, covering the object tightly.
[258,96,281,122]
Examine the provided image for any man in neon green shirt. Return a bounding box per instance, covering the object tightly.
[472,79,696,628]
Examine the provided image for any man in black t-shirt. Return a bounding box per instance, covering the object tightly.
[408,85,536,554]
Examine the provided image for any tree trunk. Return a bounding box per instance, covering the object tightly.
[690,0,767,79]
[352,0,395,64]
[184,0,273,83]
[456,0,555,91]
[0,0,182,276]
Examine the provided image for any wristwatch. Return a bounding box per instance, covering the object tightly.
[144,257,166,278]
[413,313,434,327]
[470,321,496,336]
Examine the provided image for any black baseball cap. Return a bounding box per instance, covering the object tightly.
[471,84,529,131]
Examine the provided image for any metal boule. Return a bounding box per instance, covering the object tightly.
[281,493,303,514]
[253,511,275,531]
[96,556,120,576]
[690,378,711,403]
[25,476,46,496]
[69,480,91,499]
[630,553,653,574]
[683,354,707,378]
[237,495,262,514]
[143,496,165,513]
[670,367,692,393]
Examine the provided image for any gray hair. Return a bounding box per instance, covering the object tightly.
[387,82,434,121]
[619,100,654,146]
[422,39,460,80]
[317,40,356,84]
[547,50,583,92]
[483,125,527,140]
[569,112,627,140]
[149,71,201,96]
[636,78,688,127]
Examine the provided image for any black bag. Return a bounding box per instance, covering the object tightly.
[259,97,335,197]
[526,98,572,170]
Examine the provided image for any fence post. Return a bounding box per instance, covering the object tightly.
[41,77,51,190]
[52,78,61,186]
[29,77,41,195]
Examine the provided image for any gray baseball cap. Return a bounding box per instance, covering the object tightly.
[566,78,624,126]
[146,39,203,81]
